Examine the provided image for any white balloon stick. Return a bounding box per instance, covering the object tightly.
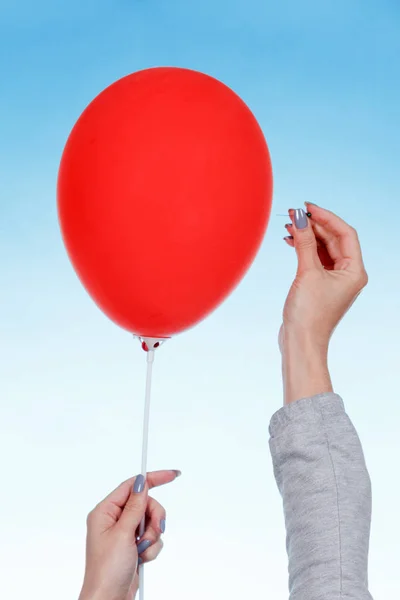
[136,337,166,600]
[138,348,154,600]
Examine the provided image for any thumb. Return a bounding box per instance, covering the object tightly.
[290,208,320,273]
[118,474,148,533]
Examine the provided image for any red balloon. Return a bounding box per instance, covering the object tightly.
[57,67,273,338]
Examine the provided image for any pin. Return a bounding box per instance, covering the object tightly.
[276,212,312,218]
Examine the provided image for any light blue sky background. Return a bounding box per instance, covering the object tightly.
[0,1,399,598]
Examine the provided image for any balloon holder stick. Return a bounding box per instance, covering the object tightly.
[133,336,167,600]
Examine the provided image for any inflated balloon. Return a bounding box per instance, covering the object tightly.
[57,67,273,338]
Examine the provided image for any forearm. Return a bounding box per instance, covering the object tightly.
[281,327,333,404]
[271,339,373,599]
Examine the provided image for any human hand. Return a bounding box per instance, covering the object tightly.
[79,470,181,600]
[279,203,368,403]
[280,203,368,351]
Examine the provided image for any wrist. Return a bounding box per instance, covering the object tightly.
[281,327,333,404]
[282,325,329,359]
[79,587,106,600]
[79,582,131,600]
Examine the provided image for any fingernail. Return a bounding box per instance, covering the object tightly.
[294,208,308,229]
[306,201,318,207]
[133,474,145,493]
[138,557,143,566]
[283,236,293,240]
[160,518,166,533]
[137,539,152,555]
[285,223,292,228]
[173,470,182,478]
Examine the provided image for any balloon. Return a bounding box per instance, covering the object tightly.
[57,67,273,338]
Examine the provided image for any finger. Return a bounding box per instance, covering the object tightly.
[285,218,337,269]
[118,469,179,534]
[137,496,166,544]
[117,474,149,533]
[97,470,180,514]
[283,221,294,247]
[289,208,321,273]
[306,222,337,270]
[283,235,294,247]
[138,539,164,566]
[283,227,335,269]
[305,202,364,267]
[146,470,181,491]
[311,220,342,262]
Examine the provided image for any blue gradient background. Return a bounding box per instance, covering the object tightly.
[0,1,399,598]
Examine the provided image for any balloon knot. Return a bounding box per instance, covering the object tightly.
[136,337,169,352]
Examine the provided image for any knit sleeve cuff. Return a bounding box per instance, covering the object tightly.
[269,392,345,438]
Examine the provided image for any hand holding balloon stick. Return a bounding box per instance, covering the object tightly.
[57,67,273,599]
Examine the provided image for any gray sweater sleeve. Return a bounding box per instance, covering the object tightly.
[269,393,373,600]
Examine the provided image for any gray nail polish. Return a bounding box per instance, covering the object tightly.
[133,474,145,494]
[160,518,166,533]
[137,539,152,554]
[138,557,143,566]
[294,208,308,229]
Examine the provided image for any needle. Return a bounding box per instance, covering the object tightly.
[276,212,312,218]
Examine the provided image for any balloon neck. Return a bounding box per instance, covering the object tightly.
[135,336,169,352]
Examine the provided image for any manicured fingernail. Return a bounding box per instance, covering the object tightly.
[294,208,308,229]
[137,539,152,554]
[173,470,182,477]
[283,236,293,241]
[160,518,166,533]
[133,474,145,493]
[285,223,292,228]
[138,557,143,565]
